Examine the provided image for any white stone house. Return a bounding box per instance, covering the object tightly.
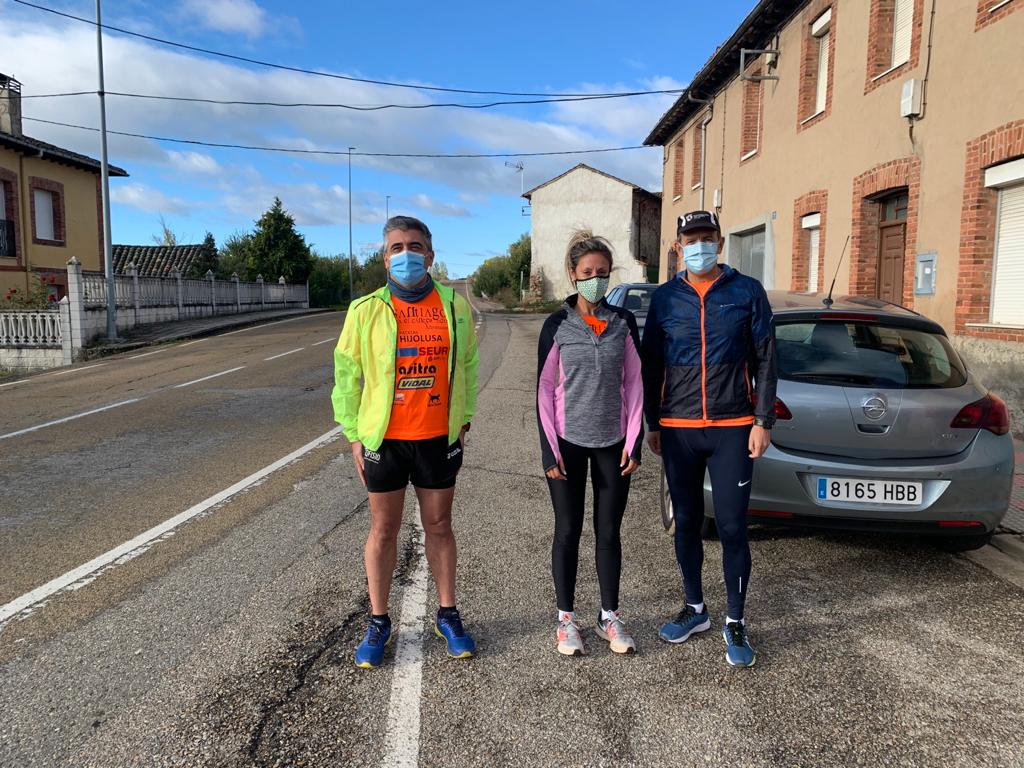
[524,164,661,301]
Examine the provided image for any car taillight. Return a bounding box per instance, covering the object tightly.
[950,394,1010,436]
[750,395,793,421]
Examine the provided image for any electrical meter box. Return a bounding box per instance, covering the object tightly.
[915,252,937,296]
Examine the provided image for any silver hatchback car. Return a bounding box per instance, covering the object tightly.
[659,293,1015,551]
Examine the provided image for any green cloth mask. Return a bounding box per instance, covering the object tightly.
[576,275,609,303]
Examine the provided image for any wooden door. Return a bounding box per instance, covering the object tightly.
[877,221,906,303]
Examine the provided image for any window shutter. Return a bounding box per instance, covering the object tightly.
[808,227,821,292]
[34,189,55,241]
[892,0,913,67]
[991,183,1024,325]
[815,33,829,114]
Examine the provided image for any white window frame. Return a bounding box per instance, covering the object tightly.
[811,10,831,117]
[986,159,1024,326]
[33,188,56,242]
[801,213,822,293]
[892,0,913,68]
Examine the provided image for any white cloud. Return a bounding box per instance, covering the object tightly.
[166,150,222,174]
[180,0,271,38]
[409,194,471,218]
[110,183,193,215]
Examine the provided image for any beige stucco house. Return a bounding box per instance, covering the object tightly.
[524,164,661,301]
[645,0,1024,430]
[1,74,128,300]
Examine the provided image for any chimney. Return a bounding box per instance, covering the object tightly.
[0,74,23,137]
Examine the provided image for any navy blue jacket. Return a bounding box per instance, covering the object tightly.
[641,265,778,429]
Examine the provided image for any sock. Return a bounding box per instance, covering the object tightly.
[558,610,574,622]
[437,605,459,619]
[600,608,619,622]
[688,602,706,614]
[726,616,745,626]
[370,613,391,628]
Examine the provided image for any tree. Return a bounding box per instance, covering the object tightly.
[187,232,219,279]
[308,254,353,308]
[218,232,253,280]
[472,233,531,299]
[152,214,179,246]
[245,198,315,283]
[357,248,387,295]
[429,260,450,281]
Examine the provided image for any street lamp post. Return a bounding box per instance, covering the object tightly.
[385,195,390,221]
[96,0,117,340]
[347,146,354,302]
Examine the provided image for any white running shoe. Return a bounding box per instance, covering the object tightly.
[556,617,586,656]
[595,611,637,654]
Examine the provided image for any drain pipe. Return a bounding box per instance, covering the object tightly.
[687,93,715,210]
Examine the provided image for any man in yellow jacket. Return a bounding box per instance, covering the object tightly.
[333,215,479,668]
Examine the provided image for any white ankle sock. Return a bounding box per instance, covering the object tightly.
[558,610,574,622]
[726,616,745,626]
[688,602,705,614]
[600,608,619,622]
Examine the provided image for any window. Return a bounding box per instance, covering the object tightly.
[775,319,967,389]
[733,228,766,281]
[812,10,831,115]
[672,137,685,198]
[802,213,821,292]
[33,189,56,241]
[0,181,13,259]
[892,0,913,67]
[989,175,1024,325]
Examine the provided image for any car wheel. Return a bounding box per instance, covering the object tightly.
[701,516,718,540]
[659,468,675,536]
[937,532,993,553]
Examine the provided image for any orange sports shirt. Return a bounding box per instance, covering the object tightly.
[384,290,451,440]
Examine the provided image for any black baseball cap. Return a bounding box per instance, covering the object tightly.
[677,210,720,235]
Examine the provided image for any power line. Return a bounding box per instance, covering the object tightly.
[11,0,685,100]
[23,116,652,159]
[16,89,673,111]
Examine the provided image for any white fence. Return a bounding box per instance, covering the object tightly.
[1,258,309,372]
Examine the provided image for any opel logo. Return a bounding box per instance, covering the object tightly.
[862,395,887,420]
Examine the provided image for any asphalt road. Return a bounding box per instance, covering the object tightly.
[1,287,1022,767]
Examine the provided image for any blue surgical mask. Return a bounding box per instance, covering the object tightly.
[389,251,428,287]
[682,241,719,275]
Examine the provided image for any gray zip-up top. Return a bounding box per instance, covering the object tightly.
[536,296,645,471]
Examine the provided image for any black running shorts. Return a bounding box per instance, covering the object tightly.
[362,436,464,493]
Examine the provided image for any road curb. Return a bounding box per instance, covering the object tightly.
[79,309,335,360]
[991,533,1024,562]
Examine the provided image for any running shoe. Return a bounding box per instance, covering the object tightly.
[658,604,712,643]
[723,621,756,667]
[354,618,392,669]
[595,611,636,654]
[434,608,476,659]
[556,616,586,656]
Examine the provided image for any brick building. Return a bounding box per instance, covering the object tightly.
[645,0,1024,430]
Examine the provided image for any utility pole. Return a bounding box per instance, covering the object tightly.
[96,0,117,340]
[385,195,390,221]
[347,147,354,302]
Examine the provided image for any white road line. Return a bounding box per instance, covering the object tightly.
[0,398,143,442]
[264,347,305,361]
[173,366,246,389]
[217,314,322,337]
[0,380,26,389]
[46,363,106,377]
[312,337,334,346]
[127,348,170,360]
[0,426,345,626]
[179,338,206,347]
[383,508,428,768]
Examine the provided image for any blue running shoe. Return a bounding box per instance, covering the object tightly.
[723,621,756,667]
[354,618,392,669]
[659,605,712,643]
[434,608,476,659]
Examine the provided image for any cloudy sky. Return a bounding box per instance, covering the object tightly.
[1,0,752,277]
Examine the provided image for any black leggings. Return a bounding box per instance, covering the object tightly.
[547,438,631,614]
[662,426,753,620]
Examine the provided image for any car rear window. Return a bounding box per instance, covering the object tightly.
[775,320,968,389]
[620,287,654,313]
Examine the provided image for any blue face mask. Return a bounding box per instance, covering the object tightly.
[681,241,719,275]
[389,251,428,287]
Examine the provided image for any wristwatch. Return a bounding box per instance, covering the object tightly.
[753,417,773,429]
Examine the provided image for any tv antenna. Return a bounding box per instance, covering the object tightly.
[505,160,525,197]
[823,234,851,308]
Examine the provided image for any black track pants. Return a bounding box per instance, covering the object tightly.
[547,438,631,614]
[662,425,753,620]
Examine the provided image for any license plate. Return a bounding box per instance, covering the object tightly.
[816,477,923,506]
